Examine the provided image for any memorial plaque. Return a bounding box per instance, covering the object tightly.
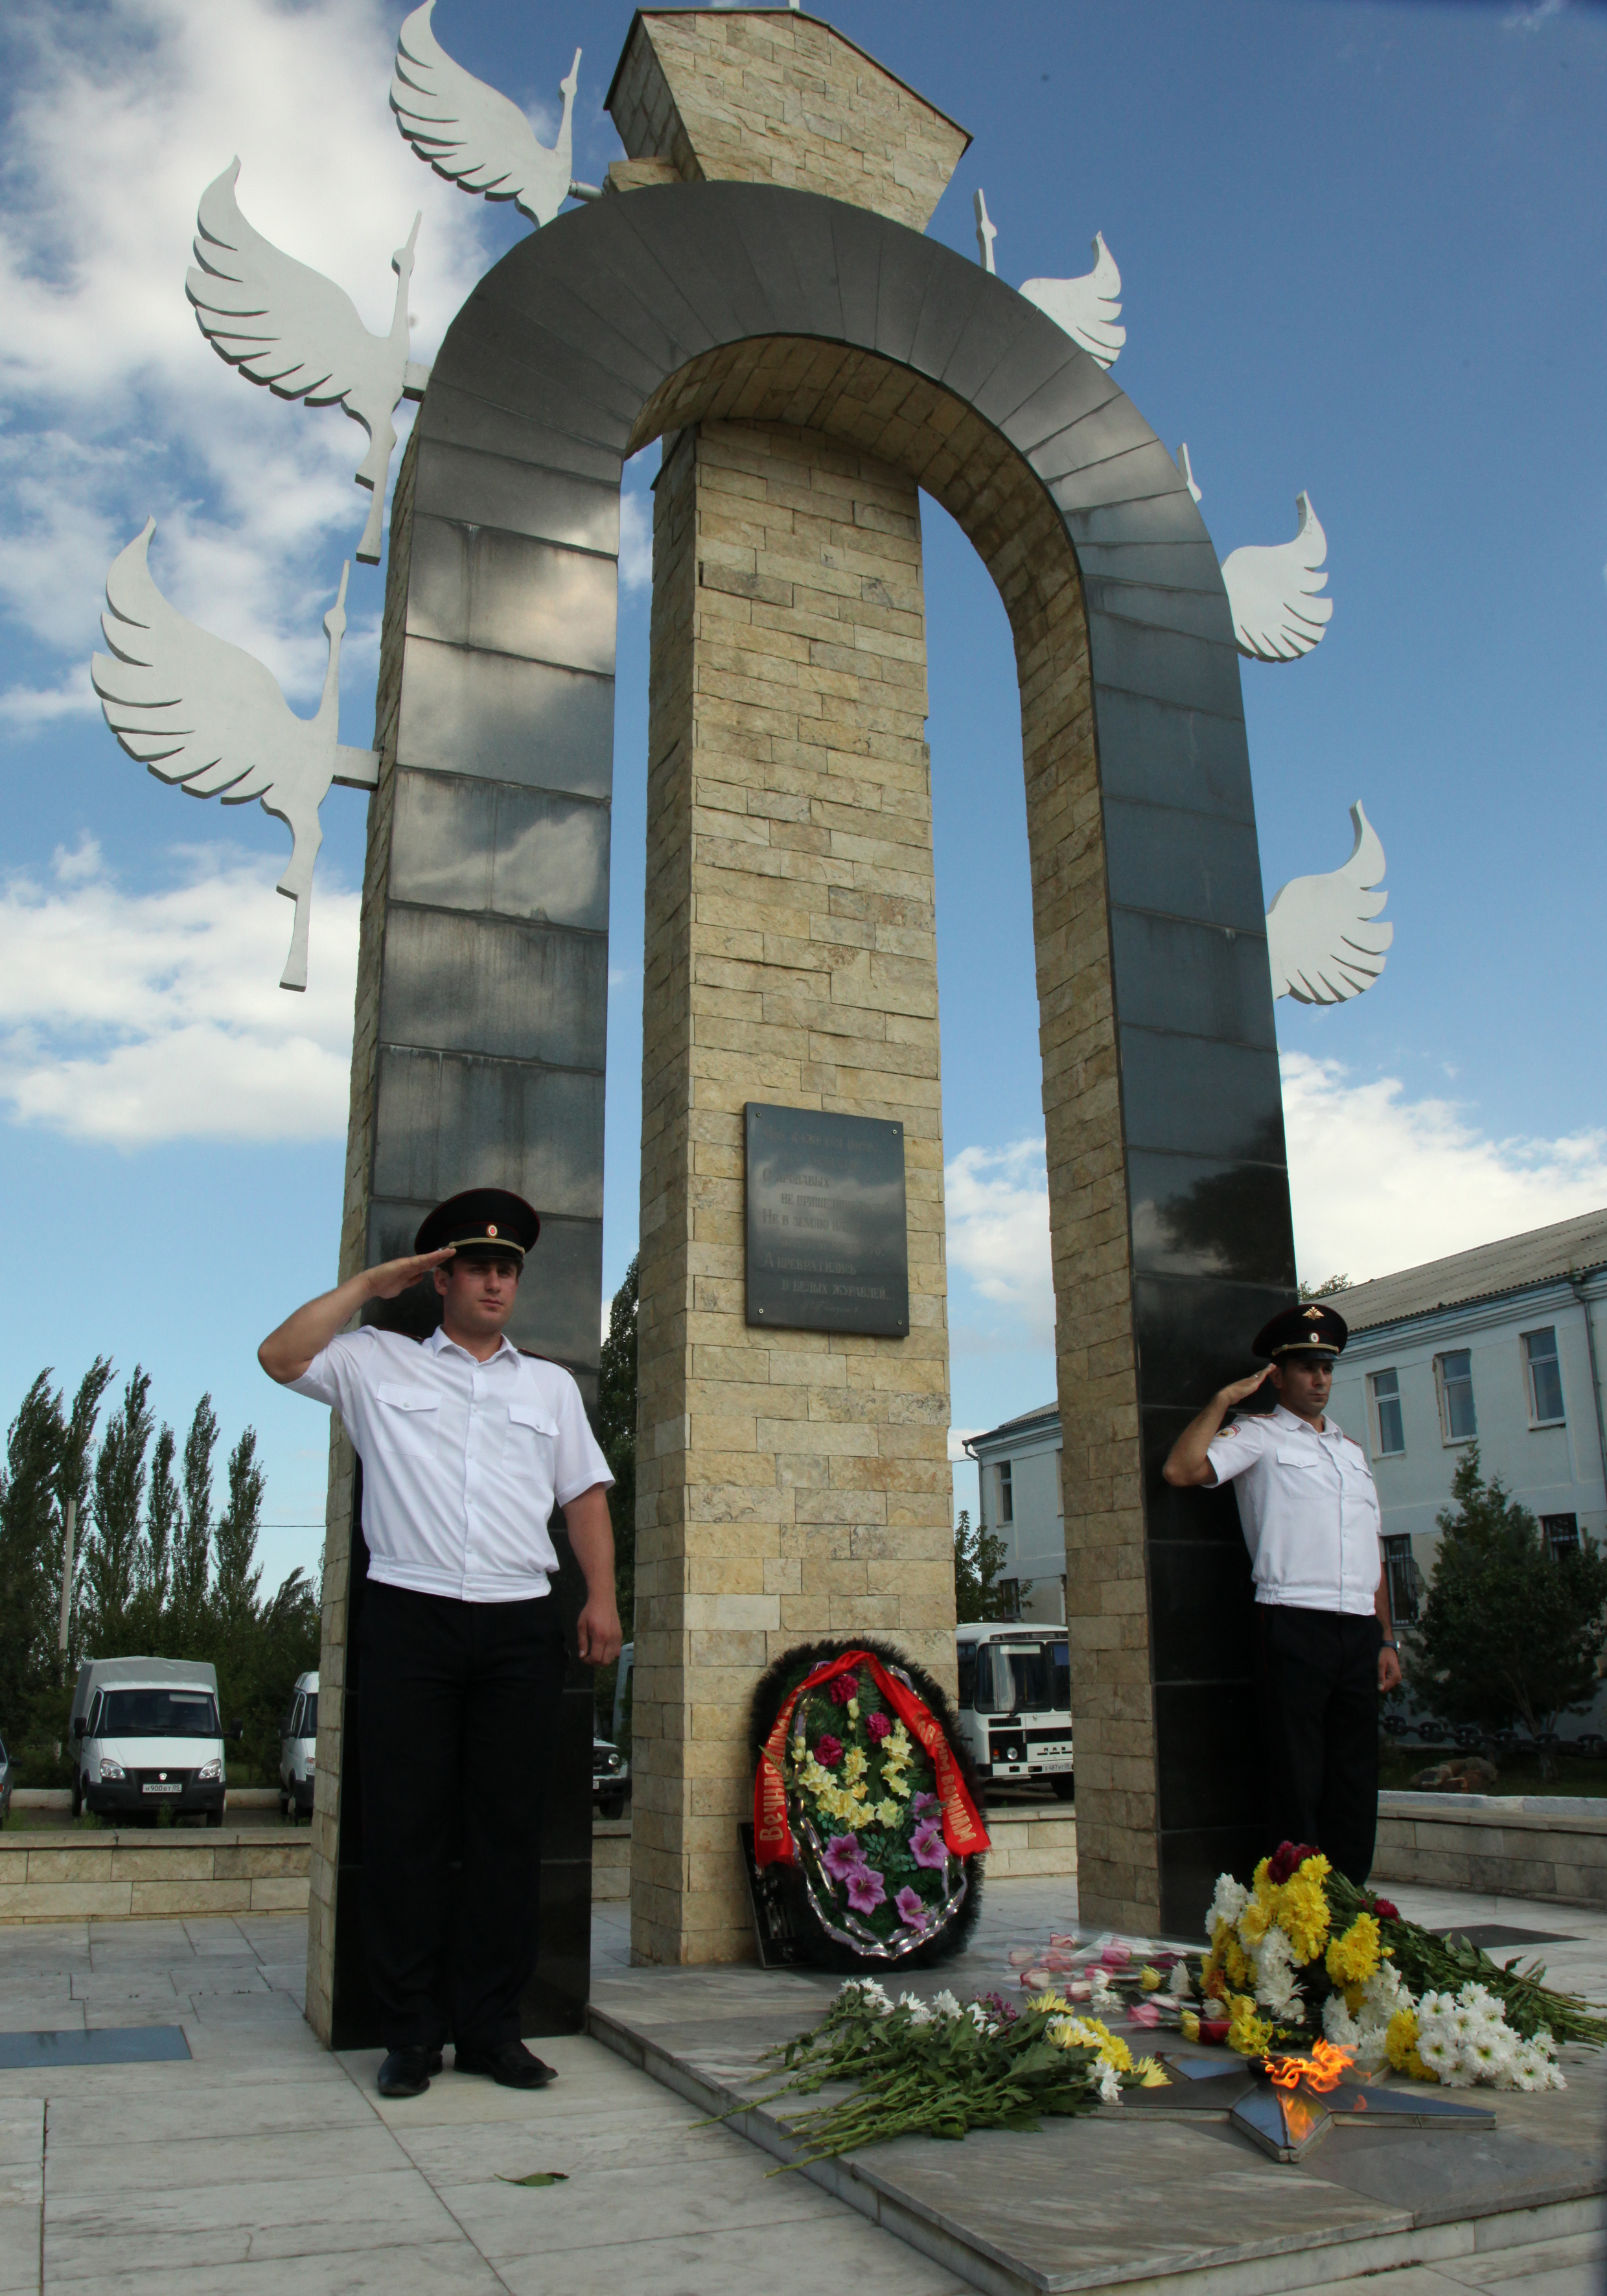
[745,1102,908,1337]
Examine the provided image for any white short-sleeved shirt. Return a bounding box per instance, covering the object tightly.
[1206,1402,1382,1616]
[291,1325,612,1603]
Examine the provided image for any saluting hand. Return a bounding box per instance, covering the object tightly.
[1215,1364,1274,1410]
[366,1248,456,1299]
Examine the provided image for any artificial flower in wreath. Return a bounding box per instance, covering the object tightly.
[748,1638,990,1969]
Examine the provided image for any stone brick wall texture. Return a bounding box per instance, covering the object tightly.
[631,417,956,1966]
[628,334,1155,1934]
[305,429,417,2043]
[608,8,968,232]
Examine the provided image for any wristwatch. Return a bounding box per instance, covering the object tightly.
[1381,1640,1399,1651]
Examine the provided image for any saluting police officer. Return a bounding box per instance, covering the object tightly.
[259,1188,619,2099]
[1162,1301,1402,1884]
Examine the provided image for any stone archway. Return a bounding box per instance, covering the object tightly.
[311,176,1293,2030]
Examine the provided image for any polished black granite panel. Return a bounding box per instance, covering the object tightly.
[414,440,621,554]
[399,639,614,798]
[378,909,607,1068]
[1148,1539,1258,1685]
[1103,798,1268,931]
[1133,1274,1296,1409]
[1086,579,1237,649]
[1049,441,1196,520]
[1159,1824,1268,1940]
[422,378,624,482]
[1155,1681,1262,1833]
[406,516,618,674]
[371,1051,604,1216]
[986,355,1124,456]
[1120,1030,1287,1161]
[1140,1408,1252,1545]
[366,1198,604,1375]
[1091,686,1255,818]
[1083,607,1245,719]
[1026,391,1161,483]
[1129,1150,1295,1284]
[389,772,610,932]
[1108,910,1276,1047]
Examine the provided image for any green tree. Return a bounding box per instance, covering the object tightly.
[1299,1274,1352,1301]
[81,1368,154,1654]
[132,1425,179,1652]
[213,1428,265,1635]
[0,1360,112,1770]
[953,1508,1017,1623]
[1408,1447,1607,1774]
[170,1395,219,1646]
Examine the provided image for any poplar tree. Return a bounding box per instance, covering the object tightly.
[80,1369,154,1654]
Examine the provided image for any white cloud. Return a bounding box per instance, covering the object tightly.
[940,1057,1607,1347]
[0,842,356,1144]
[1281,1052,1607,1284]
[0,0,502,699]
[944,1137,1054,1347]
[619,490,653,591]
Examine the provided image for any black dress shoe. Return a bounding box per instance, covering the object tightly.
[376,2045,441,2098]
[453,2039,558,2089]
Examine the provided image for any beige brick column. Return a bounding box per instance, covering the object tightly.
[632,418,954,1965]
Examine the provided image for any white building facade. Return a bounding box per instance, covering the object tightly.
[964,1209,1607,1700]
[1326,1211,1607,1666]
[965,1402,1067,1623]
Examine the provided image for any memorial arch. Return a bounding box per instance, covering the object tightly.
[311,102,1293,2036]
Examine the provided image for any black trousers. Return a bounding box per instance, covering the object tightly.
[358,1581,566,2052]
[1256,1604,1380,1886]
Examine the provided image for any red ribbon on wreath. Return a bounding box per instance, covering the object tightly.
[754,1647,991,1868]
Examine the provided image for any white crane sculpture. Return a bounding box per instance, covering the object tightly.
[187,163,430,565]
[973,189,1126,371]
[1177,443,1333,664]
[1266,803,1393,1006]
[391,3,598,226]
[90,522,380,993]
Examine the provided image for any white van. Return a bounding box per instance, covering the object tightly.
[279,1671,318,1822]
[954,1623,1074,1796]
[69,1658,234,1826]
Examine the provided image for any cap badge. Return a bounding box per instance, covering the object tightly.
[487,1223,498,1238]
[1303,1306,1324,1319]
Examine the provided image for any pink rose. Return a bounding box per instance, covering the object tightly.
[828,1675,858,1706]
[866,1712,893,1742]
[815,1735,843,1768]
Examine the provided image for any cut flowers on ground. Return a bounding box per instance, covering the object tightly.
[1201,1840,1607,2091]
[742,1978,1169,2164]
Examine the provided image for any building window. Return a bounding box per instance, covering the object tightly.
[1542,1513,1580,1560]
[1435,1350,1477,1443]
[1523,1328,1566,1426]
[1370,1368,1405,1457]
[1382,1533,1420,1625]
[998,1460,1013,1524]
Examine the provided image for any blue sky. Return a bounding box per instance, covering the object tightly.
[3,0,1604,1581]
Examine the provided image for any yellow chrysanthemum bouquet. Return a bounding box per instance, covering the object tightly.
[1195,1839,1605,2092]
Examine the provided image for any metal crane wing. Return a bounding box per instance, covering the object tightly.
[391,1,578,228]
[1265,802,1393,1005]
[187,162,384,406]
[1019,234,1126,371]
[1221,493,1333,662]
[91,522,306,804]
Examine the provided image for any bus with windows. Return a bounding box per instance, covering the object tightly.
[954,1623,1073,1797]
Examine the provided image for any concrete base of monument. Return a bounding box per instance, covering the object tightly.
[588,1873,1607,2296]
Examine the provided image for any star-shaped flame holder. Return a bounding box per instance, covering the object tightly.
[1126,2052,1496,2165]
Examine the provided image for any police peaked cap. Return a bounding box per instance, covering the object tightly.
[415,1188,540,1264]
[1252,1301,1348,1360]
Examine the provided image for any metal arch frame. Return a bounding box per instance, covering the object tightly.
[362,180,1295,1966]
